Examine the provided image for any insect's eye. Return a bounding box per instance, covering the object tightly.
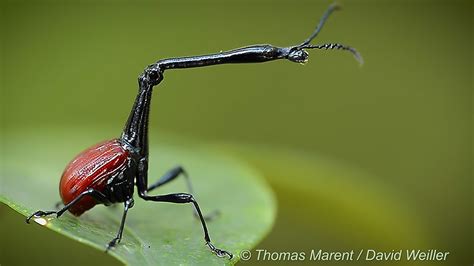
[288,49,309,64]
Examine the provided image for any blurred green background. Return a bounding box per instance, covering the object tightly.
[1,0,471,265]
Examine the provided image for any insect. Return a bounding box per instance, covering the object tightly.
[26,3,361,260]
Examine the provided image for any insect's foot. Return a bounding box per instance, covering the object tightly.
[106,237,120,252]
[25,210,57,224]
[206,242,233,259]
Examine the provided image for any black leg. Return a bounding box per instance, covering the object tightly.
[148,166,219,221]
[106,198,134,252]
[140,193,233,259]
[26,188,110,223]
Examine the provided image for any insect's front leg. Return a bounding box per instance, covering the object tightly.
[147,166,220,221]
[136,158,232,259]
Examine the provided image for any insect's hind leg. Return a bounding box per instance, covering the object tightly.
[26,188,110,223]
[147,166,219,221]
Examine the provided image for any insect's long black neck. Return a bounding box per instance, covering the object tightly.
[120,2,363,157]
[121,79,152,156]
[120,44,293,155]
[158,45,289,69]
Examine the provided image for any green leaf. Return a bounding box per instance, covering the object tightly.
[216,144,429,249]
[0,127,275,266]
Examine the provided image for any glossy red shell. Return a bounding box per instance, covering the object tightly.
[59,139,130,216]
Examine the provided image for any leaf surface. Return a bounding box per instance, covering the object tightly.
[0,128,275,266]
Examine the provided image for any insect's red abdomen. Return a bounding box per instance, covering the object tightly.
[59,139,130,216]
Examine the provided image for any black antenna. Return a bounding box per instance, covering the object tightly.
[305,43,364,65]
[299,3,341,47]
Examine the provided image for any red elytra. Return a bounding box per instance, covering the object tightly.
[59,139,130,216]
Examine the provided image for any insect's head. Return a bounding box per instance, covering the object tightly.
[287,47,310,64]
